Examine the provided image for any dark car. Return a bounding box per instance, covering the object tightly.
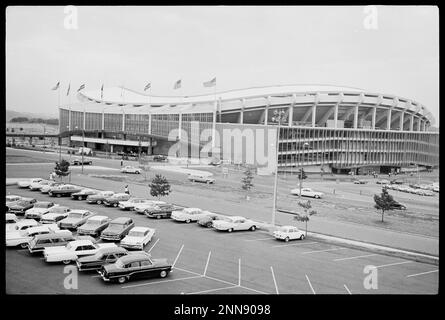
[197,213,221,228]
[71,189,99,200]
[86,191,115,204]
[390,179,404,185]
[48,185,83,197]
[24,201,56,220]
[71,157,93,165]
[8,199,36,215]
[100,217,135,241]
[392,202,407,210]
[153,155,167,162]
[77,215,111,237]
[98,252,172,284]
[144,203,177,219]
[76,246,130,272]
[103,193,131,207]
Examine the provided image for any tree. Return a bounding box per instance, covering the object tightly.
[374,186,398,222]
[10,117,29,123]
[241,166,254,200]
[293,200,317,237]
[149,174,171,199]
[54,159,70,180]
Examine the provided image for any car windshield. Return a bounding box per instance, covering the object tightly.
[33,203,48,208]
[128,230,145,237]
[115,259,125,268]
[49,207,66,213]
[85,220,101,226]
[15,200,29,206]
[93,251,105,259]
[68,212,84,219]
[66,243,73,250]
[107,223,124,231]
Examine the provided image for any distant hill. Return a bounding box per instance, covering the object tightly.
[6,109,58,122]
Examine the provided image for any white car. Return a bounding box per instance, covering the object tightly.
[290,187,323,199]
[433,186,439,192]
[120,166,141,174]
[24,201,56,220]
[273,225,305,242]
[41,182,64,193]
[43,239,117,264]
[17,178,43,188]
[118,198,153,210]
[121,227,156,250]
[188,173,216,184]
[171,208,209,223]
[6,195,22,203]
[29,179,51,191]
[133,201,166,214]
[8,219,39,233]
[6,213,19,232]
[212,216,257,232]
[6,224,59,248]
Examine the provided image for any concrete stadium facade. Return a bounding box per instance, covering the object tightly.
[59,84,439,173]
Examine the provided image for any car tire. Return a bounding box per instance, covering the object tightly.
[206,181,210,184]
[160,270,168,278]
[118,276,127,284]
[300,235,305,240]
[97,200,102,204]
[20,243,28,249]
[62,259,71,265]
[48,192,53,196]
[250,225,256,231]
[157,215,161,219]
[284,237,290,242]
[56,194,61,198]
[113,203,118,208]
[228,228,233,233]
[314,195,320,199]
[185,219,191,223]
[207,222,212,228]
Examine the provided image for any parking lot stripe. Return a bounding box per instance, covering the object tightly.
[203,251,211,276]
[173,266,202,277]
[334,254,378,262]
[238,259,241,286]
[272,241,318,248]
[186,285,238,295]
[344,284,352,294]
[148,238,160,253]
[375,261,412,268]
[244,237,273,242]
[172,244,184,268]
[305,274,316,294]
[302,247,348,254]
[406,269,438,278]
[270,266,279,294]
[121,275,203,289]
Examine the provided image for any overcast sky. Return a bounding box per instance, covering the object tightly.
[6,6,439,125]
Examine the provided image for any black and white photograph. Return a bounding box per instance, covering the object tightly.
[5,5,439,304]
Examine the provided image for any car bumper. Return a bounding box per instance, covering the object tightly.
[25,214,42,219]
[77,230,97,236]
[100,235,121,241]
[59,224,77,229]
[98,270,111,281]
[121,243,143,250]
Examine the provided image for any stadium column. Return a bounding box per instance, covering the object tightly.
[178,112,183,140]
[417,117,421,131]
[422,120,426,132]
[399,112,404,131]
[289,94,296,127]
[239,98,245,124]
[334,104,339,129]
[212,100,217,148]
[102,107,105,130]
[122,107,125,132]
[265,96,271,125]
[371,107,377,130]
[68,106,72,130]
[410,114,414,131]
[354,93,363,129]
[312,93,320,127]
[148,113,152,134]
[386,108,392,130]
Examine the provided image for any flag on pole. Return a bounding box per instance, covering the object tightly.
[173,79,182,90]
[101,84,104,99]
[51,82,60,90]
[77,84,85,92]
[66,83,70,96]
[144,83,151,91]
[203,77,216,87]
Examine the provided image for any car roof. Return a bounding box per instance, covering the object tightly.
[26,226,52,233]
[69,210,90,214]
[34,230,72,239]
[118,252,151,263]
[129,226,151,232]
[69,239,94,246]
[16,219,38,226]
[35,201,53,205]
[88,215,109,221]
[110,217,132,223]
[97,246,127,255]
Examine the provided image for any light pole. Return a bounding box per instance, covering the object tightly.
[271,110,287,226]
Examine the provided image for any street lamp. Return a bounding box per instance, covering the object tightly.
[271,109,287,226]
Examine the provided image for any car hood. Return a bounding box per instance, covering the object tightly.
[102,229,123,235]
[88,195,104,199]
[26,208,48,215]
[60,217,81,224]
[8,204,26,209]
[78,224,100,231]
[42,213,64,219]
[121,236,144,244]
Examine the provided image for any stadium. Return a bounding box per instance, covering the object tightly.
[59,84,439,174]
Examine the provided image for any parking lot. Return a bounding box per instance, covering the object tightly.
[6,181,438,294]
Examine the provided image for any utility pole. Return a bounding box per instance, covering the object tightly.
[271,110,287,226]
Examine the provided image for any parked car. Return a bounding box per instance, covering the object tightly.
[133,201,166,214]
[48,184,83,197]
[6,224,59,248]
[392,202,407,210]
[187,173,215,184]
[77,215,111,237]
[153,155,167,162]
[40,208,71,224]
[273,225,305,241]
[29,179,52,191]
[41,182,64,193]
[6,213,19,231]
[27,230,75,254]
[121,227,156,250]
[209,159,223,166]
[58,210,95,230]
[353,179,367,184]
[197,213,226,228]
[121,166,141,174]
[144,203,177,219]
[8,199,36,215]
[17,178,43,188]
[43,239,117,264]
[100,217,135,241]
[212,216,257,232]
[433,186,439,193]
[98,252,172,283]
[71,157,92,165]
[7,219,39,235]
[103,193,131,207]
[376,179,390,185]
[390,179,404,185]
[76,246,130,272]
[290,188,323,199]
[118,198,153,211]
[171,208,210,223]
[24,201,56,220]
[86,191,115,204]
[71,188,100,200]
[6,195,23,211]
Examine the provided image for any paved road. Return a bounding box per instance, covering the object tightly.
[5,171,439,294]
